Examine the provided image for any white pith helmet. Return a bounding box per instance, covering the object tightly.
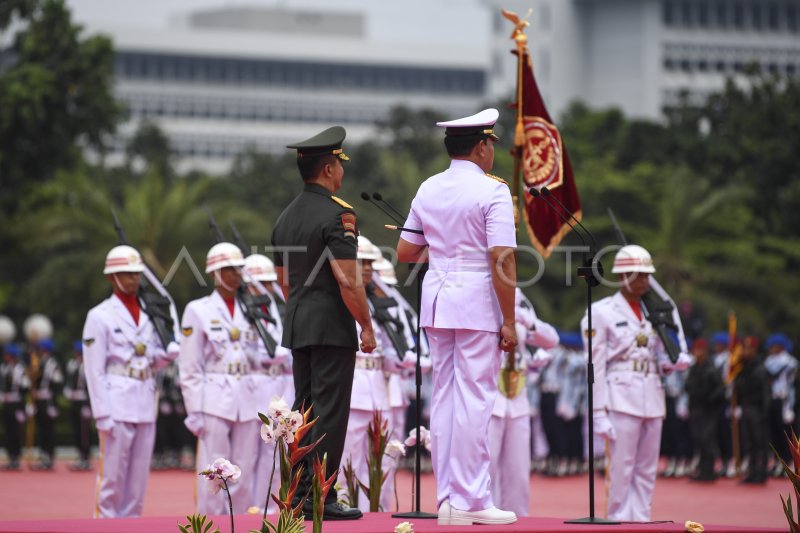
[23,314,53,342]
[373,257,398,285]
[612,244,656,274]
[206,242,246,274]
[357,236,381,261]
[244,254,278,282]
[103,245,145,275]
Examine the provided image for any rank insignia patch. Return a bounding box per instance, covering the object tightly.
[83,338,95,347]
[182,327,193,337]
[341,213,356,239]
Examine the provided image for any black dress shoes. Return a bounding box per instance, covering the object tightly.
[302,501,363,520]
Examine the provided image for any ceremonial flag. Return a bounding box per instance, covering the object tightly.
[505,11,582,259]
[726,310,743,384]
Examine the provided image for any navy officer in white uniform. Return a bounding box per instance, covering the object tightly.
[82,245,179,517]
[180,242,261,515]
[397,108,518,526]
[581,245,690,521]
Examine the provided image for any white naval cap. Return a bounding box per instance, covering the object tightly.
[436,108,500,141]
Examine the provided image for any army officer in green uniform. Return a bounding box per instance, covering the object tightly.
[271,126,376,520]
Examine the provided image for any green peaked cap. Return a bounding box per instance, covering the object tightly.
[287,126,349,160]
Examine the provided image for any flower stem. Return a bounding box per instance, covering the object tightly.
[262,442,279,530]
[222,478,235,533]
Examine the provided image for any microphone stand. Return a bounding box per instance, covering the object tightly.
[530,188,618,525]
[360,192,436,520]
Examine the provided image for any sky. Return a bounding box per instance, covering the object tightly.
[65,0,492,46]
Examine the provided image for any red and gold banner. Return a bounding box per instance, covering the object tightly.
[512,41,582,259]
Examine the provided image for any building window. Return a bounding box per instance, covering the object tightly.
[664,57,675,70]
[716,1,728,28]
[733,2,745,29]
[788,4,798,33]
[768,3,780,30]
[663,0,675,26]
[681,1,693,26]
[698,1,710,27]
[751,3,763,30]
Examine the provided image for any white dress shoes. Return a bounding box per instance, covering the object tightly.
[437,500,451,525]
[439,501,517,526]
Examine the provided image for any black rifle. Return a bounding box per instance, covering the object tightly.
[366,287,408,359]
[206,211,276,358]
[111,210,175,350]
[607,208,681,363]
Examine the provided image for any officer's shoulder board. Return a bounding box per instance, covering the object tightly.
[485,173,509,186]
[330,195,353,209]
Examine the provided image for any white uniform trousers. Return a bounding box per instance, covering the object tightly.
[196,414,259,516]
[341,408,393,511]
[607,411,662,521]
[488,414,531,516]
[95,421,155,518]
[427,327,500,512]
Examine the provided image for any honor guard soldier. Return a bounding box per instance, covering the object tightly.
[82,245,180,517]
[581,245,691,521]
[710,331,735,477]
[180,242,261,515]
[271,126,374,521]
[764,333,797,477]
[735,336,770,484]
[489,288,558,516]
[30,338,63,470]
[685,338,725,481]
[2,343,30,470]
[396,108,518,526]
[243,253,295,513]
[64,340,92,471]
[341,236,405,511]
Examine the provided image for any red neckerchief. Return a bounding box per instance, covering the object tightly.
[626,297,643,321]
[114,290,140,325]
[222,296,236,318]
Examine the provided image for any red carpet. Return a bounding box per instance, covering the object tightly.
[0,461,789,531]
[0,513,785,533]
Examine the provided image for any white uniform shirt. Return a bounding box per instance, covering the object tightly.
[401,159,516,332]
[581,292,668,419]
[82,294,171,423]
[179,291,260,423]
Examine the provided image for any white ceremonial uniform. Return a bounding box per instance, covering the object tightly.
[82,294,176,518]
[341,319,400,511]
[489,289,558,516]
[401,158,516,512]
[251,293,294,513]
[581,291,669,521]
[180,291,261,515]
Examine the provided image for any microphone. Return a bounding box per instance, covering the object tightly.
[528,187,588,249]
[528,186,602,285]
[360,191,404,226]
[541,186,597,250]
[372,192,406,223]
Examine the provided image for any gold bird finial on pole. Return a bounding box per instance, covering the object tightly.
[502,8,532,41]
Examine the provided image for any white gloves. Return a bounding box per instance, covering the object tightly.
[661,352,693,374]
[784,408,796,425]
[402,350,431,372]
[528,348,553,370]
[166,341,180,361]
[184,412,205,436]
[95,416,115,434]
[593,411,616,441]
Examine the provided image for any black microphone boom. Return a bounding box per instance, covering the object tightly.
[528,187,588,248]
[372,192,406,223]
[541,186,596,249]
[361,191,404,226]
